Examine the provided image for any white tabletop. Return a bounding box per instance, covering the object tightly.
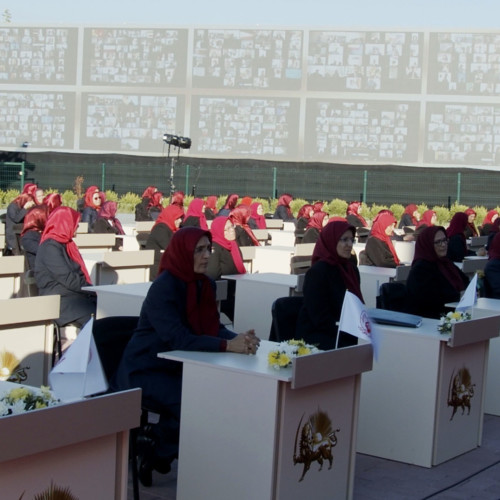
[83,281,152,297]
[221,272,299,287]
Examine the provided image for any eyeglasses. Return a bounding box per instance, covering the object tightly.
[339,237,355,245]
[194,244,213,255]
[434,238,448,246]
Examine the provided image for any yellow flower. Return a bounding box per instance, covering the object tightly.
[297,346,311,356]
[450,312,462,320]
[8,387,30,402]
[35,401,47,409]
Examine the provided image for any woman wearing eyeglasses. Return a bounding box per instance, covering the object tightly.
[406,225,469,319]
[81,186,104,231]
[113,227,259,486]
[295,220,363,350]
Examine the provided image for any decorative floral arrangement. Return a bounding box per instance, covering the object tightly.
[0,385,59,417]
[268,339,320,370]
[437,311,472,334]
[0,350,28,383]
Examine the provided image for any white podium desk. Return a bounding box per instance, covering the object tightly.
[447,297,500,416]
[0,384,141,500]
[159,341,373,500]
[222,272,300,339]
[240,245,295,274]
[357,314,500,467]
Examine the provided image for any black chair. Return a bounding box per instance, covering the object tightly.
[376,281,410,313]
[92,316,143,500]
[270,295,304,342]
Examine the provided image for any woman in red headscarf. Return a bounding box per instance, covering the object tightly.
[135,186,158,221]
[446,212,482,262]
[81,185,104,231]
[229,205,260,247]
[346,201,368,228]
[416,209,437,229]
[464,208,479,238]
[206,217,246,321]
[181,198,208,230]
[34,207,96,327]
[362,212,400,268]
[217,193,239,217]
[20,205,48,270]
[204,195,218,220]
[407,225,469,319]
[312,201,325,212]
[295,203,314,243]
[272,193,295,222]
[43,193,62,215]
[484,232,500,298]
[93,201,125,250]
[170,191,185,210]
[4,191,37,255]
[145,204,185,278]
[113,227,259,485]
[248,202,267,230]
[295,220,362,350]
[147,191,164,221]
[399,204,420,228]
[302,211,329,244]
[480,209,499,236]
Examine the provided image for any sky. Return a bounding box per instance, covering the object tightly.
[4,0,500,28]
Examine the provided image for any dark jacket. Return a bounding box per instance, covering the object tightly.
[398,213,414,228]
[273,205,295,222]
[34,239,96,327]
[302,227,320,244]
[20,230,41,270]
[180,216,201,228]
[363,236,398,268]
[145,223,174,279]
[295,260,359,350]
[484,259,500,299]
[81,206,98,231]
[5,202,28,254]
[406,259,469,319]
[93,218,123,250]
[135,199,153,221]
[235,226,255,247]
[447,234,474,263]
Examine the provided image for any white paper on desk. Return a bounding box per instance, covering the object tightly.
[49,317,108,401]
[456,273,478,312]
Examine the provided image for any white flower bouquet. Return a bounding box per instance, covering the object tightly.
[0,385,59,417]
[268,339,320,370]
[437,311,472,334]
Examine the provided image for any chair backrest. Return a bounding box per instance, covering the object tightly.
[93,316,139,381]
[290,255,312,275]
[270,296,304,342]
[377,282,409,313]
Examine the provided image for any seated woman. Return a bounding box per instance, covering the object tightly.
[217,193,239,217]
[4,191,36,255]
[484,232,500,299]
[295,203,314,243]
[145,204,185,279]
[361,212,400,268]
[479,210,499,236]
[302,211,328,244]
[312,201,325,213]
[147,191,164,221]
[43,192,62,215]
[93,201,125,250]
[229,205,260,247]
[464,208,479,238]
[248,202,267,230]
[446,212,478,262]
[81,186,104,231]
[272,193,295,222]
[20,205,48,270]
[407,225,469,319]
[206,217,246,321]
[170,191,185,210]
[398,204,420,229]
[413,209,437,239]
[181,198,208,229]
[295,220,362,350]
[135,186,157,221]
[346,201,368,228]
[112,227,260,486]
[204,195,218,220]
[34,207,96,328]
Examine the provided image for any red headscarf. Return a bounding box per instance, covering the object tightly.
[97,201,125,234]
[84,186,103,210]
[141,186,157,199]
[312,221,363,301]
[483,210,499,226]
[205,196,218,214]
[250,202,267,229]
[417,209,436,228]
[210,217,246,274]
[22,183,39,203]
[230,205,260,246]
[488,232,500,260]
[222,193,239,210]
[43,193,62,215]
[158,227,220,336]
[346,201,368,227]
[412,225,466,292]
[21,206,48,237]
[297,204,313,220]
[41,207,92,284]
[154,204,185,231]
[185,198,208,230]
[276,194,293,218]
[313,201,325,212]
[171,191,185,208]
[240,196,252,207]
[13,193,33,209]
[464,208,479,237]
[148,191,164,209]
[306,211,328,231]
[369,212,400,265]
[446,212,468,238]
[403,204,419,225]
[372,209,394,225]
[328,216,347,223]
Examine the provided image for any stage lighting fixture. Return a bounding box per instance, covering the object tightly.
[163,134,191,149]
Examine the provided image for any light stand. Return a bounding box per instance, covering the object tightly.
[163,134,191,199]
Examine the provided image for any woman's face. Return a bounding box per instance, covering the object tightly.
[35,189,44,204]
[385,222,396,236]
[413,210,421,221]
[433,230,448,258]
[257,205,264,216]
[493,214,499,224]
[93,192,102,206]
[224,220,236,241]
[468,213,475,223]
[336,229,354,259]
[174,217,182,229]
[308,208,314,218]
[193,236,212,274]
[431,214,437,225]
[322,215,329,227]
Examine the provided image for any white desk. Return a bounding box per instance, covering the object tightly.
[269,229,296,247]
[0,255,24,299]
[358,265,396,308]
[159,341,373,500]
[357,314,500,467]
[0,384,141,500]
[222,272,300,339]
[394,240,415,264]
[239,245,295,274]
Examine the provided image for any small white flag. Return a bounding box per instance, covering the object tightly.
[456,273,478,312]
[338,291,380,359]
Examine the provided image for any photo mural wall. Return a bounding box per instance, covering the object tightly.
[0,26,499,169]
